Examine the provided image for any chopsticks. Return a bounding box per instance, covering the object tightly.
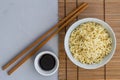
[2,2,88,75]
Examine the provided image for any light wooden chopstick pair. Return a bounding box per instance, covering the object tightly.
[2,2,88,75]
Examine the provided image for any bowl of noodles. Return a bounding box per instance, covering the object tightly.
[64,18,116,69]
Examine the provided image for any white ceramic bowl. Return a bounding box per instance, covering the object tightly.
[64,18,116,69]
[34,51,59,76]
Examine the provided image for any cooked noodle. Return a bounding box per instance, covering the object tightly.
[69,22,112,64]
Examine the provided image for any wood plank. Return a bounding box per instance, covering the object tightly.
[105,0,120,80]
[59,0,120,80]
[78,0,104,19]
[77,0,105,80]
[65,0,78,80]
[58,0,67,80]
[58,0,65,20]
[59,32,67,80]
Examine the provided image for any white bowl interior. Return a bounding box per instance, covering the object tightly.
[34,51,59,76]
[64,18,116,69]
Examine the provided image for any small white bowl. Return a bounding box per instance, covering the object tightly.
[64,18,116,69]
[34,51,59,76]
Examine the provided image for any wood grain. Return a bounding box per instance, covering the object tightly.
[58,0,120,80]
[66,0,78,80]
[78,0,104,19]
[105,0,120,80]
[58,0,67,80]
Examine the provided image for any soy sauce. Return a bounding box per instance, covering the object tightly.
[39,54,56,71]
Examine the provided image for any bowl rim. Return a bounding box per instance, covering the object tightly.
[64,18,116,69]
[34,51,59,76]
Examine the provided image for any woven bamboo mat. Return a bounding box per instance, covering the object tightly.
[58,0,120,80]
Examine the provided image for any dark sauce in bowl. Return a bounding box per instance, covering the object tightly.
[39,54,56,71]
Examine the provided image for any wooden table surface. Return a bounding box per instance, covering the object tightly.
[58,0,120,80]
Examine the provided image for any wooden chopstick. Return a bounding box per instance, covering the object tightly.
[7,3,88,75]
[2,2,87,70]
